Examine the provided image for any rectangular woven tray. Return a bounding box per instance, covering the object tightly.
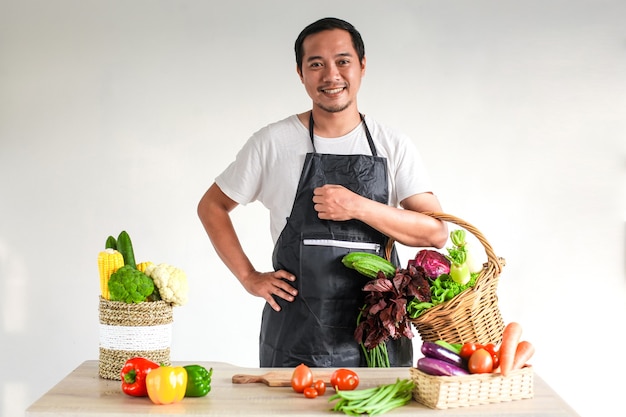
[410,366,534,409]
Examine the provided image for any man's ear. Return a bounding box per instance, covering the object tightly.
[296,65,304,83]
[361,56,367,77]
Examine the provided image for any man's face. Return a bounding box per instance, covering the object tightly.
[297,29,366,114]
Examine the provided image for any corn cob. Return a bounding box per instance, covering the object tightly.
[98,249,124,299]
[136,261,153,273]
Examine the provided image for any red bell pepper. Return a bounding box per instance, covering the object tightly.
[120,357,160,397]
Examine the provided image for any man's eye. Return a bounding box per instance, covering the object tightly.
[338,59,350,66]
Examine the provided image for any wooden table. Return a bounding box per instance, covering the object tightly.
[26,360,580,416]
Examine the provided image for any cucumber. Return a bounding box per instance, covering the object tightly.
[116,230,137,269]
[354,261,386,278]
[435,340,463,355]
[105,235,117,250]
[342,252,397,278]
[342,251,377,269]
[355,259,396,278]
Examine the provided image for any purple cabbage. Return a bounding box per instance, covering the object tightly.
[409,249,450,279]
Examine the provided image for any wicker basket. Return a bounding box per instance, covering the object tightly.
[408,212,506,346]
[410,366,534,409]
[98,296,173,380]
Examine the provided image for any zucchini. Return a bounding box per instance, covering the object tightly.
[105,235,117,250]
[116,230,137,269]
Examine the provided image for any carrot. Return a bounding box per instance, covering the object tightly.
[512,341,535,370]
[499,322,523,376]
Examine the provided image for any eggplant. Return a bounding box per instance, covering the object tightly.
[416,357,469,376]
[421,341,466,368]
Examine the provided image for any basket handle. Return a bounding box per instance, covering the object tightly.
[385,212,503,276]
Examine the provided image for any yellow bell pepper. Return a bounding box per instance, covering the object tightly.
[145,366,188,405]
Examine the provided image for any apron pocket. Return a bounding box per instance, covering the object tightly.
[299,236,382,328]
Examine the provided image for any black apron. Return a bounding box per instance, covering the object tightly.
[259,113,413,368]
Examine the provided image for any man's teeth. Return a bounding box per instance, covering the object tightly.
[324,87,344,94]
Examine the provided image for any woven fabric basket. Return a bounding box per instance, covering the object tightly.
[98,296,173,380]
[408,212,506,346]
[409,366,534,409]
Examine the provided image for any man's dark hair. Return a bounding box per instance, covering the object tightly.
[295,17,365,71]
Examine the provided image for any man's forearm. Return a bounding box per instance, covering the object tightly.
[356,198,448,248]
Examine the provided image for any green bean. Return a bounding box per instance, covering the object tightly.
[329,378,415,415]
[345,384,394,411]
[329,385,380,401]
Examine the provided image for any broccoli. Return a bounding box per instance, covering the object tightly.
[108,265,155,303]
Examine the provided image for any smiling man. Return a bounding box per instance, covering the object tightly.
[198,17,447,368]
[297,27,364,119]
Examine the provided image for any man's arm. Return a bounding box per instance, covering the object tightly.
[312,184,448,248]
[197,183,298,311]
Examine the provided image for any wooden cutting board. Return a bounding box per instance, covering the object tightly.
[232,370,334,387]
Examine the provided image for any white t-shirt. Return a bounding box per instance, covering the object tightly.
[216,114,433,244]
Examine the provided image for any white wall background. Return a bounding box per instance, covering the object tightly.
[1,0,625,416]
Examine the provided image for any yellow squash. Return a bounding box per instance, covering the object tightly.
[136,261,153,273]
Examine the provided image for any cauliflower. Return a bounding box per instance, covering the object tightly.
[108,265,155,303]
[145,263,189,306]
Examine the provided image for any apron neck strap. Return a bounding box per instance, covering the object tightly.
[308,112,378,156]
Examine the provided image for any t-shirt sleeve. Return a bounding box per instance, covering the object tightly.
[215,133,264,206]
[392,132,434,204]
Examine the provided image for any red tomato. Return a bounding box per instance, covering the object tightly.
[313,379,326,396]
[291,364,313,393]
[483,343,500,369]
[303,386,318,398]
[468,348,494,374]
[330,368,359,391]
[460,342,482,360]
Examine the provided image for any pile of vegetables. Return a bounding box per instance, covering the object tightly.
[341,229,484,368]
[343,252,430,368]
[406,229,482,319]
[416,322,535,376]
[97,230,188,306]
[120,357,212,405]
[289,363,413,415]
